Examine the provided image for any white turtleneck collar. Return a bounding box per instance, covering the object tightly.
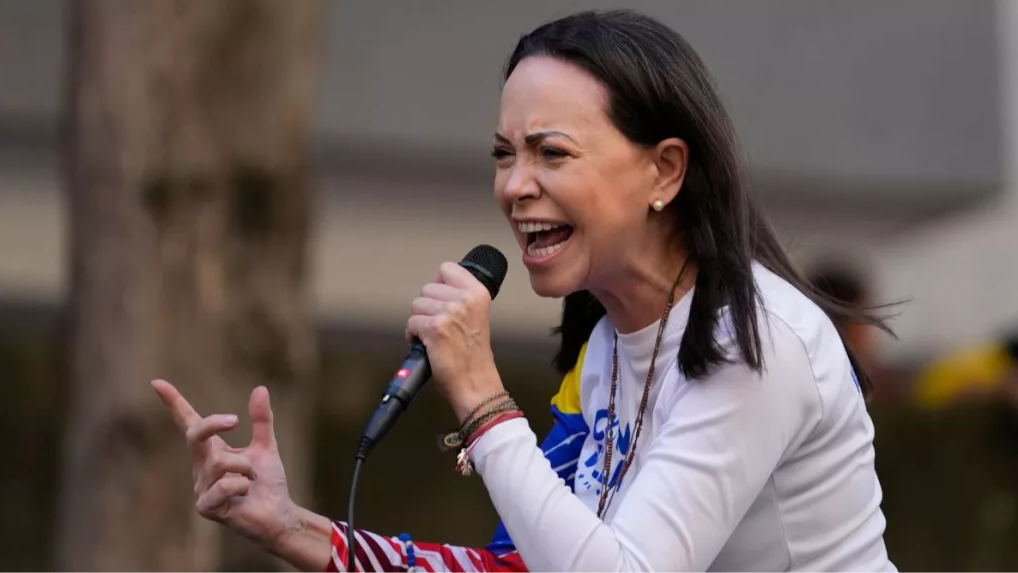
[613,287,694,382]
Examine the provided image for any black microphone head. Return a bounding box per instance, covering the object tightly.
[459,244,508,300]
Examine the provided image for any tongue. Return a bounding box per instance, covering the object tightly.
[533,227,573,248]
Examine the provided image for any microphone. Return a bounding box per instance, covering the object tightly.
[346,245,507,571]
[355,244,509,460]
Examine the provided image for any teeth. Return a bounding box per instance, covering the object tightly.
[517,221,565,233]
[526,240,567,257]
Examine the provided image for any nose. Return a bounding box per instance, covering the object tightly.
[500,162,541,204]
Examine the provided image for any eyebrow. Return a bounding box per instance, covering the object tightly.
[493,131,576,145]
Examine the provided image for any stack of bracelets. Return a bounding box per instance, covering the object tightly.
[439,390,523,476]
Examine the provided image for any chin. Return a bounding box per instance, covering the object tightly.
[527,270,581,299]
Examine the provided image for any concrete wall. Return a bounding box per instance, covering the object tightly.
[869,0,1018,363]
[314,0,1002,210]
[1,1,1013,363]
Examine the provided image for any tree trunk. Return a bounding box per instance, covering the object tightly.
[56,1,323,570]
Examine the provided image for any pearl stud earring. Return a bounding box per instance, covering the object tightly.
[652,199,665,212]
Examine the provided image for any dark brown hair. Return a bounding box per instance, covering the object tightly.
[505,10,893,395]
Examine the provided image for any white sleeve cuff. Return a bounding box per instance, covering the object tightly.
[469,417,534,470]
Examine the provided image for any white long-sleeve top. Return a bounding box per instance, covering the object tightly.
[471,264,895,572]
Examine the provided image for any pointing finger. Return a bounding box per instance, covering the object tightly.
[249,386,277,449]
[152,379,202,431]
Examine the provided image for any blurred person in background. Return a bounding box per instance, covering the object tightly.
[807,261,897,403]
[154,10,895,572]
[913,330,1018,409]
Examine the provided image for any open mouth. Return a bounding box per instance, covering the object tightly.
[518,221,574,257]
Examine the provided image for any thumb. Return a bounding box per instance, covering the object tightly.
[249,386,277,449]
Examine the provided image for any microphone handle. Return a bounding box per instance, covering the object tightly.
[357,341,431,458]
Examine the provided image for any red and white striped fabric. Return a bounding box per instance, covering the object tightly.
[325,522,528,572]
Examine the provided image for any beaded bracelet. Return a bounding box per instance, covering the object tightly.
[398,533,419,572]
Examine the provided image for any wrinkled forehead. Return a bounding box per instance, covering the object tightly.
[497,56,609,140]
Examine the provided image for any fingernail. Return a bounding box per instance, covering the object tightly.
[226,415,238,424]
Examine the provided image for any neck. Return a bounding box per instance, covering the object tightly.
[590,242,696,334]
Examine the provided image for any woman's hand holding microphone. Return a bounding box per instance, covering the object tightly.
[405,261,507,424]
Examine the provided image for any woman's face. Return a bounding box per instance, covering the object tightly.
[493,56,668,298]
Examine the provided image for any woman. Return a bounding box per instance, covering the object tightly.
[154,10,895,572]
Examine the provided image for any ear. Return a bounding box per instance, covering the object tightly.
[648,137,688,208]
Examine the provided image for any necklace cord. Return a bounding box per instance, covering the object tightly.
[596,258,690,519]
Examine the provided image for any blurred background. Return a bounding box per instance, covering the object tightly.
[2,0,1018,570]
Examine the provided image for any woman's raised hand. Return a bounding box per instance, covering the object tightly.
[152,379,297,552]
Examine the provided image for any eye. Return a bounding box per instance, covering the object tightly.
[490,147,514,160]
[540,146,569,161]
